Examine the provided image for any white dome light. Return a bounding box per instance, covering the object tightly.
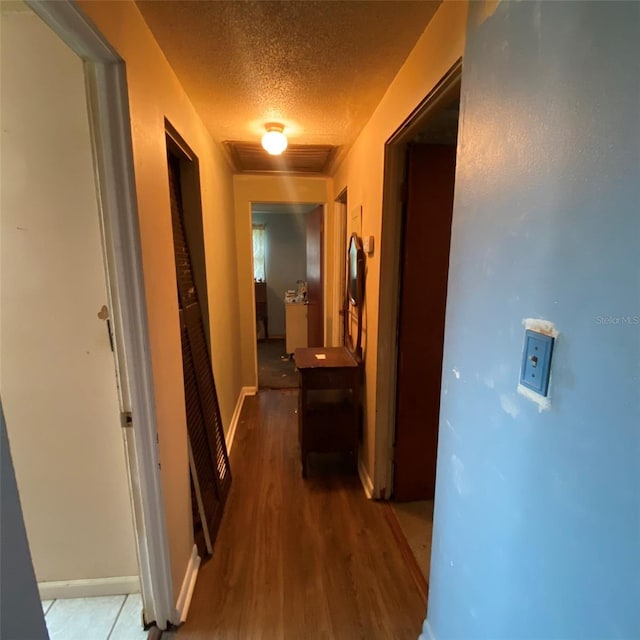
[261,123,288,155]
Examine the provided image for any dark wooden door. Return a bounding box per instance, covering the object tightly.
[168,151,231,555]
[306,205,324,347]
[393,144,456,501]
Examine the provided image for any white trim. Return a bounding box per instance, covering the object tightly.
[85,62,175,627]
[248,205,260,390]
[418,618,436,640]
[26,0,175,630]
[38,576,140,601]
[226,386,253,453]
[373,141,405,500]
[247,198,329,387]
[175,545,200,623]
[333,201,348,347]
[358,454,374,499]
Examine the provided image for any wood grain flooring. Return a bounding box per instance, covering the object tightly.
[165,389,425,640]
[382,504,428,604]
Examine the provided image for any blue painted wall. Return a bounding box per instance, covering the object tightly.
[252,211,308,336]
[426,2,640,639]
[1,406,49,639]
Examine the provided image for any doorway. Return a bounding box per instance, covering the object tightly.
[1,0,175,630]
[166,134,232,560]
[376,61,462,600]
[393,138,458,502]
[251,202,323,389]
[334,189,348,348]
[0,5,144,636]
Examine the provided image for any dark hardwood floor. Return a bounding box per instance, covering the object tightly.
[166,389,425,640]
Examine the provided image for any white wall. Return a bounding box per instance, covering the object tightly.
[0,10,138,583]
[252,211,308,336]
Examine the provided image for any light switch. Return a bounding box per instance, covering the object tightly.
[363,235,374,254]
[520,329,554,396]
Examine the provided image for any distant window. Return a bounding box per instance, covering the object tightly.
[252,224,266,282]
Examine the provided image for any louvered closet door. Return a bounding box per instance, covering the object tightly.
[168,151,231,554]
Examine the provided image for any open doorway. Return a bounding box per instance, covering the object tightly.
[1,0,178,631]
[393,100,460,502]
[377,62,461,601]
[333,189,348,348]
[0,6,146,636]
[251,202,323,389]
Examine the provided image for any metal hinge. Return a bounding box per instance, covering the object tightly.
[120,411,133,429]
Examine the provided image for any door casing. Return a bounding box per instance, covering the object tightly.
[374,60,462,499]
[333,189,348,347]
[306,204,325,347]
[393,144,457,501]
[248,201,328,384]
[26,0,175,628]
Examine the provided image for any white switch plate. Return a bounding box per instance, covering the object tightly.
[363,235,374,254]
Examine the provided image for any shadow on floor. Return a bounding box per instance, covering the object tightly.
[257,339,299,389]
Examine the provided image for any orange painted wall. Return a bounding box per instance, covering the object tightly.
[78,0,243,597]
[331,0,469,491]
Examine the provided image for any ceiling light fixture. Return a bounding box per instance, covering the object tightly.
[261,123,288,156]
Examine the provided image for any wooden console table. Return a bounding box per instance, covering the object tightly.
[294,346,361,477]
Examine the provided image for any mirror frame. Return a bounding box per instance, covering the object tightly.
[348,233,365,306]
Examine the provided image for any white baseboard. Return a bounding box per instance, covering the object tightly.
[358,455,374,499]
[226,386,255,454]
[38,575,140,600]
[175,544,200,623]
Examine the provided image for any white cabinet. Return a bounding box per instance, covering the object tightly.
[285,303,308,354]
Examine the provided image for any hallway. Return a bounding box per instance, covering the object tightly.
[167,390,425,639]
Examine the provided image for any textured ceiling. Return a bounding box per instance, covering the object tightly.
[135,0,441,171]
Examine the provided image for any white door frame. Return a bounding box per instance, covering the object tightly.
[26,0,175,628]
[333,189,348,347]
[373,60,462,499]
[248,199,327,386]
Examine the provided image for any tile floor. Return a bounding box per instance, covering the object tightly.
[41,593,148,640]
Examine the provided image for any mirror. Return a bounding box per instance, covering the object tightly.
[348,233,364,306]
